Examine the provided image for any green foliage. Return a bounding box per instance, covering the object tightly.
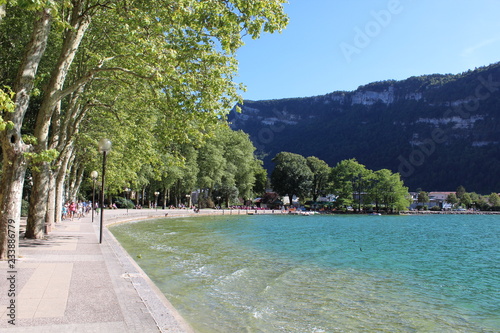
[24,149,59,171]
[307,156,330,201]
[456,186,466,199]
[0,86,14,111]
[460,192,472,208]
[114,197,134,209]
[417,191,429,204]
[488,193,500,208]
[271,152,313,205]
[329,158,371,210]
[446,193,458,206]
[21,134,37,144]
[193,124,261,205]
[0,86,15,131]
[252,165,268,196]
[230,62,500,194]
[368,168,411,212]
[1,0,289,257]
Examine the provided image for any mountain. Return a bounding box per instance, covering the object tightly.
[228,62,500,194]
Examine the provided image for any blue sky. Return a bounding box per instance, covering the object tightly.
[235,0,500,101]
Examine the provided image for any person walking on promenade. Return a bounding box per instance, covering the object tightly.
[69,201,77,221]
[62,203,69,220]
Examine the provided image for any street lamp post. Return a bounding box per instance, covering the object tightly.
[98,139,111,244]
[125,188,131,214]
[91,171,98,223]
[154,191,160,210]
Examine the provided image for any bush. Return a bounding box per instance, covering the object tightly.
[430,205,442,211]
[114,197,134,209]
[363,204,374,211]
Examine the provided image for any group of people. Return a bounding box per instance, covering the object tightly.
[167,204,194,209]
[62,201,97,221]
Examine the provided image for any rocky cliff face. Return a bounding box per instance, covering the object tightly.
[229,62,500,193]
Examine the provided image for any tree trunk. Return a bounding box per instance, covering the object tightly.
[55,169,66,223]
[26,164,50,238]
[163,187,167,209]
[141,187,146,207]
[26,4,91,237]
[72,164,85,200]
[0,8,52,259]
[65,152,77,201]
[54,145,74,223]
[0,148,29,259]
[45,169,57,227]
[67,159,81,201]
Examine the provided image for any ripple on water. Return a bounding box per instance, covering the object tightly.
[110,214,500,333]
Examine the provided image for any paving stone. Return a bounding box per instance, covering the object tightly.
[0,209,199,332]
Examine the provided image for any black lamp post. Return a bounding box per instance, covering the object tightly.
[98,138,111,244]
[125,188,131,214]
[91,170,98,223]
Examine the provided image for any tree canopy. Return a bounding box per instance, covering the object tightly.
[270,154,411,213]
[271,152,313,206]
[307,156,330,202]
[0,0,288,258]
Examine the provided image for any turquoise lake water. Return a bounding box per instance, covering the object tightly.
[110,214,499,332]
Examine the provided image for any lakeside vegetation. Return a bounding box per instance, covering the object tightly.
[0,1,288,259]
[271,152,411,213]
[415,186,500,212]
[229,62,500,194]
[1,2,498,263]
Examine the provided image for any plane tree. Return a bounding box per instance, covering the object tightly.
[368,169,411,213]
[0,0,288,258]
[306,156,330,202]
[488,193,500,209]
[271,152,313,207]
[329,158,371,211]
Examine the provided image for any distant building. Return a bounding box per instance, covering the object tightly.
[429,192,455,210]
[257,192,284,209]
[408,191,455,210]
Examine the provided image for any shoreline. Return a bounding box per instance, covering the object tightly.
[102,206,500,328]
[100,210,195,333]
[100,208,283,332]
[98,208,499,331]
[399,210,500,215]
[3,208,248,332]
[7,207,494,331]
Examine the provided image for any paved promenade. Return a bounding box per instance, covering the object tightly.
[0,208,234,333]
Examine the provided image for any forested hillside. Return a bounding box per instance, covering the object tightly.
[229,62,500,193]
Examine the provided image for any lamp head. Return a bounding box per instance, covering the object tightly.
[98,138,112,153]
[90,170,98,180]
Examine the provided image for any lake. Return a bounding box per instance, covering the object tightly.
[110,214,499,332]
